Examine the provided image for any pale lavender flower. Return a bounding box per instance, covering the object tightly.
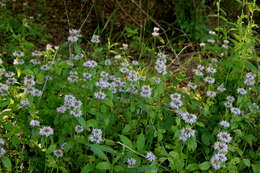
[39,126,54,137]
[219,121,230,128]
[214,142,228,153]
[217,132,232,143]
[53,149,63,157]
[145,152,156,163]
[30,120,40,127]
[127,158,136,168]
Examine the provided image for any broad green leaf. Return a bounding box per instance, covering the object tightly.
[1,156,12,172]
[88,144,108,160]
[96,162,111,170]
[186,163,198,171]
[199,161,211,170]
[243,159,250,167]
[81,165,94,173]
[119,135,134,149]
[136,133,145,152]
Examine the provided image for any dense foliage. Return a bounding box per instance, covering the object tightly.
[0,0,259,173]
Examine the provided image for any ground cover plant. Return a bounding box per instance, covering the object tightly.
[0,0,259,173]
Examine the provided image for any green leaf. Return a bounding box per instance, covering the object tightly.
[186,163,198,171]
[88,144,108,160]
[199,161,211,170]
[96,162,111,170]
[187,137,197,151]
[119,135,134,149]
[103,98,113,107]
[81,165,94,173]
[47,144,56,154]
[243,159,250,167]
[136,133,145,152]
[252,162,260,173]
[1,156,12,172]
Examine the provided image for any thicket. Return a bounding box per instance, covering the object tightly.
[0,0,259,172]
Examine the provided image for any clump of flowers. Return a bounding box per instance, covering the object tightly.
[68,29,81,43]
[57,94,83,118]
[39,126,54,137]
[88,128,103,144]
[155,53,167,75]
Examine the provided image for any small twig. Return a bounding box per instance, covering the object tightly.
[117,141,145,157]
[79,5,94,31]
[129,0,173,51]
[116,141,171,172]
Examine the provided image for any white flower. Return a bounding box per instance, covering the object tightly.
[214,142,228,153]
[222,44,228,49]
[140,85,152,97]
[127,158,136,168]
[187,82,197,90]
[104,59,112,66]
[230,107,241,115]
[88,128,103,144]
[39,126,54,137]
[223,40,230,44]
[245,72,256,80]
[152,32,159,37]
[94,91,106,100]
[83,73,92,80]
[0,148,6,157]
[204,77,215,84]
[91,34,100,43]
[170,93,181,100]
[153,27,160,32]
[0,138,5,146]
[219,121,230,128]
[75,125,84,133]
[145,152,156,163]
[209,30,216,35]
[53,149,63,157]
[120,67,129,73]
[30,120,40,127]
[206,91,217,98]
[211,153,227,170]
[207,39,215,43]
[32,50,43,57]
[40,65,51,71]
[217,132,232,143]
[13,51,25,57]
[200,42,206,47]
[132,60,139,65]
[206,66,217,74]
[57,106,67,113]
[181,113,197,124]
[170,99,183,109]
[179,128,195,142]
[237,88,247,95]
[226,96,235,102]
[83,60,97,68]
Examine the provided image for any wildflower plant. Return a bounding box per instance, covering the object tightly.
[0,3,259,172]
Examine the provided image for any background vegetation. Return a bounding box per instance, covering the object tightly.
[0,0,259,172]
